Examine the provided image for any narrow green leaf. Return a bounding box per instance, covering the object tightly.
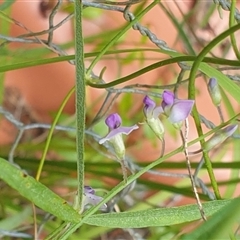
[0,207,31,230]
[0,158,81,222]
[182,198,240,240]
[0,1,15,11]
[199,62,240,103]
[83,199,231,228]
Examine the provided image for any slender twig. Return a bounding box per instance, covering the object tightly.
[92,0,142,5]
[217,106,225,123]
[214,0,240,22]
[47,0,62,44]
[181,119,207,221]
[8,128,24,163]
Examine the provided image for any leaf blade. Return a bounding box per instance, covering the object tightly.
[182,198,240,240]
[0,158,81,223]
[83,199,231,228]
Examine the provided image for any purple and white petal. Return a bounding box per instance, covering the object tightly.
[143,96,165,139]
[143,96,156,118]
[99,128,121,144]
[205,124,238,151]
[85,193,104,206]
[162,90,174,108]
[152,106,164,119]
[119,125,139,135]
[223,124,238,138]
[105,113,122,130]
[168,99,194,123]
[99,125,138,144]
[84,186,95,195]
[84,188,107,210]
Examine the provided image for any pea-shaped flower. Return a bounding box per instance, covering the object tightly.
[143,96,164,140]
[83,186,107,210]
[161,90,195,126]
[99,113,139,159]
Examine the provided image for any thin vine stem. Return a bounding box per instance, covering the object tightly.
[181,119,207,221]
[87,55,240,89]
[229,0,240,60]
[188,23,240,200]
[1,51,240,74]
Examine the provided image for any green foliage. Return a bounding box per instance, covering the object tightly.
[182,198,240,240]
[84,199,231,228]
[0,158,81,222]
[0,0,15,11]
[0,0,240,239]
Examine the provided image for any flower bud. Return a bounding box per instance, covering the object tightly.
[143,96,165,140]
[207,77,222,106]
[205,124,238,151]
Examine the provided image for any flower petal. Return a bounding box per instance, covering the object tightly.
[143,96,156,118]
[85,194,105,206]
[84,186,107,210]
[99,125,139,144]
[84,186,95,195]
[168,99,194,123]
[105,113,122,130]
[162,90,174,108]
[223,124,238,137]
[119,125,139,135]
[152,106,163,119]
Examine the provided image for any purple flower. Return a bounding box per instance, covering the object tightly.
[99,113,138,159]
[83,186,107,210]
[143,96,164,140]
[205,124,238,151]
[161,90,194,124]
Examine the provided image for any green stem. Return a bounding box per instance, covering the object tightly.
[1,52,240,74]
[188,23,240,200]
[229,0,240,60]
[74,0,85,210]
[87,55,240,89]
[36,87,75,181]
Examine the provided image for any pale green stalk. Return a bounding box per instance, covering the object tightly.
[74,0,85,210]
[229,0,240,60]
[188,23,240,200]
